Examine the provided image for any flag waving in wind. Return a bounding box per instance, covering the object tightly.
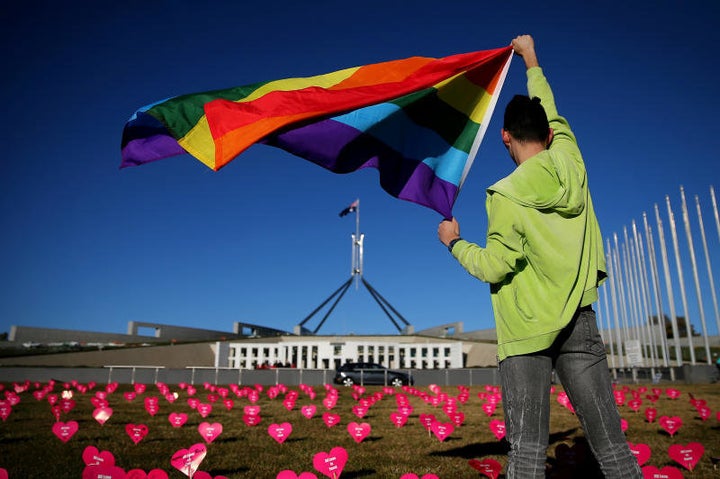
[339,199,359,218]
[121,46,513,218]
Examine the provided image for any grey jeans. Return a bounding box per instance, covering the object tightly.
[498,308,642,478]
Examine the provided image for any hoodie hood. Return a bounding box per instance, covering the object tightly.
[488,150,586,215]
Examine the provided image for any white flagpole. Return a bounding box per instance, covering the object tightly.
[606,238,625,368]
[695,194,720,337]
[655,203,683,366]
[600,281,617,369]
[633,221,658,367]
[666,195,696,364]
[680,187,711,364]
[613,234,632,348]
[644,214,670,367]
[712,186,720,243]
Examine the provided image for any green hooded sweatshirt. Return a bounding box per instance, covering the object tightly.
[451,67,606,362]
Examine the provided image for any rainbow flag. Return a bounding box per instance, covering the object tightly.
[121,46,513,218]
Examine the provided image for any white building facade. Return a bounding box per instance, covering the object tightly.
[226,335,464,370]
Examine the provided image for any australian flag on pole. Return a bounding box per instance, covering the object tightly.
[339,199,359,217]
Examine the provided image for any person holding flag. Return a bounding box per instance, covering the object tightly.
[438,35,641,478]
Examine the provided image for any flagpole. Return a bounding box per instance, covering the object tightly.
[695,194,720,337]
[643,213,670,367]
[680,187,711,364]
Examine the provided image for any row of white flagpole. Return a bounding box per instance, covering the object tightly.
[597,185,720,368]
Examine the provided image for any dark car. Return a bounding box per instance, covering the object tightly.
[333,362,413,387]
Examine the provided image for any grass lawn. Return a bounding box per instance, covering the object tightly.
[0,380,718,478]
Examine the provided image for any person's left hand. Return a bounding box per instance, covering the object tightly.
[438,217,460,247]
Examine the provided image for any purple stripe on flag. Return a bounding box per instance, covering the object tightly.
[269,118,457,218]
[120,135,187,168]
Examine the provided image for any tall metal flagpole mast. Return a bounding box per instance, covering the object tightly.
[351,199,363,289]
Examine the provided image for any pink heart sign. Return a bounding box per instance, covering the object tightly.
[482,402,496,417]
[197,403,213,418]
[81,464,126,479]
[52,421,79,442]
[144,397,159,416]
[390,412,408,428]
[268,422,293,444]
[668,442,704,471]
[93,406,113,425]
[641,465,683,479]
[468,458,502,479]
[322,412,341,428]
[243,414,262,427]
[198,422,223,444]
[489,420,506,441]
[301,405,317,419]
[126,469,169,479]
[169,412,188,428]
[628,442,651,466]
[644,407,657,423]
[277,471,318,479]
[126,423,149,445]
[347,422,371,443]
[0,468,7,479]
[659,416,682,436]
[82,445,116,466]
[170,443,207,477]
[429,421,454,442]
[0,401,11,421]
[313,446,348,479]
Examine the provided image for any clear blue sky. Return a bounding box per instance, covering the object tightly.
[2,1,718,338]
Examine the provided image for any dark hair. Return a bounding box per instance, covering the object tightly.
[503,95,549,143]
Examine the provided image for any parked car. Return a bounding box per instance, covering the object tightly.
[334,362,413,387]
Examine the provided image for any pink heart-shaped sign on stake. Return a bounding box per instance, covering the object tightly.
[313,446,348,479]
[390,412,408,428]
[81,464,126,479]
[93,406,113,425]
[641,465,684,479]
[197,403,212,418]
[697,405,711,421]
[430,421,454,442]
[243,414,262,427]
[52,421,79,443]
[482,402,497,417]
[198,422,223,444]
[489,420,506,441]
[668,442,704,471]
[268,422,292,444]
[659,416,682,436]
[277,471,319,479]
[169,412,188,428]
[628,442,651,466]
[126,424,149,445]
[82,445,116,466]
[665,388,681,399]
[323,412,341,428]
[128,469,168,479]
[0,468,8,479]
[0,402,11,421]
[347,422,371,443]
[644,407,657,423]
[468,458,502,479]
[301,405,317,419]
[170,443,207,477]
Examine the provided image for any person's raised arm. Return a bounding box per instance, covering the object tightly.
[511,35,539,70]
